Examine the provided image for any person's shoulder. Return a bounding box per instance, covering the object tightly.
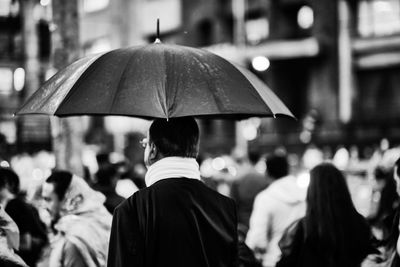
[198,181,236,206]
[261,175,296,194]
[114,187,154,212]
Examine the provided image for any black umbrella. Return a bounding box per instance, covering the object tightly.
[16,40,295,120]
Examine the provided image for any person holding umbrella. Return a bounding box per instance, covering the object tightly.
[107,117,238,267]
[15,34,296,267]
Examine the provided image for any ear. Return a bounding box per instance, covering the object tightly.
[149,143,158,161]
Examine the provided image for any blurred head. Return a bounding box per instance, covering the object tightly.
[96,164,119,188]
[248,150,261,166]
[265,152,289,180]
[144,117,200,167]
[42,170,73,222]
[394,157,400,195]
[0,168,20,201]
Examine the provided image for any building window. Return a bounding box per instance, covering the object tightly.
[358,0,400,36]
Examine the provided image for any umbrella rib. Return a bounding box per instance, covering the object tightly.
[161,46,168,119]
[190,52,223,114]
[108,48,141,114]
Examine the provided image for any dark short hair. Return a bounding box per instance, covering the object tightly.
[149,117,199,158]
[96,165,118,186]
[395,157,400,178]
[265,152,289,179]
[0,168,20,194]
[45,170,73,200]
[248,150,261,165]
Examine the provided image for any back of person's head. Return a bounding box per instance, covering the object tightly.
[96,164,118,187]
[395,157,400,177]
[45,170,73,201]
[149,117,199,158]
[96,153,110,167]
[307,163,355,218]
[0,168,20,195]
[248,150,261,166]
[265,152,288,179]
[305,163,365,261]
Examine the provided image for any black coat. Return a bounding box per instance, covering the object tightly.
[107,178,238,267]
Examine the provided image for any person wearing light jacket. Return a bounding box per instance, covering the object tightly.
[245,152,307,267]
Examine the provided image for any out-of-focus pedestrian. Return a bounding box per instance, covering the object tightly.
[42,170,112,267]
[369,166,399,242]
[246,152,306,267]
[0,205,28,267]
[277,163,376,267]
[93,164,125,214]
[230,151,271,238]
[385,157,400,267]
[0,167,48,267]
[108,117,238,267]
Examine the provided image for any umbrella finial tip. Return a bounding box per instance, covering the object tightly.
[157,18,160,38]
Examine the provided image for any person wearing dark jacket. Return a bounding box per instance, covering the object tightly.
[277,163,376,267]
[107,117,238,267]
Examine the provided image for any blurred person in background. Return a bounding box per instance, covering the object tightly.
[368,166,399,243]
[246,152,306,267]
[231,150,271,239]
[0,205,27,267]
[42,170,112,267]
[108,117,238,267]
[384,157,400,267]
[93,164,125,214]
[277,163,376,267]
[0,167,48,267]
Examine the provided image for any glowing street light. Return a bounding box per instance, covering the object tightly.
[40,0,50,6]
[297,6,314,29]
[251,56,270,72]
[13,68,25,92]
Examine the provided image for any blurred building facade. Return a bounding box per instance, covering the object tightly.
[209,0,400,156]
[0,0,400,162]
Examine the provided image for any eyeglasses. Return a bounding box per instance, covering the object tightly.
[139,138,149,149]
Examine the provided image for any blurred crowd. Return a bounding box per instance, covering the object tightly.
[0,139,400,267]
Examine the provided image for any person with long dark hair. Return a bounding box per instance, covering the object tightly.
[276,163,376,267]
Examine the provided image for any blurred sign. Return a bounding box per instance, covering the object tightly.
[83,0,109,13]
[0,0,11,16]
[246,18,269,45]
[0,120,16,143]
[0,68,13,94]
[104,116,150,134]
[142,0,182,35]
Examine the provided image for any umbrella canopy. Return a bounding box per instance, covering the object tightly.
[16,41,295,120]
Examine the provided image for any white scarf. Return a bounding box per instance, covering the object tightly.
[145,157,201,187]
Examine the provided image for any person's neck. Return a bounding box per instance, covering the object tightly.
[145,156,201,186]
